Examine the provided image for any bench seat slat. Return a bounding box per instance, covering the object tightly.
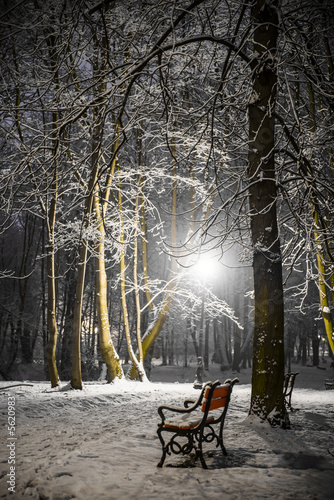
[164,415,215,430]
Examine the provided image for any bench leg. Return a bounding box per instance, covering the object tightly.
[218,441,227,456]
[157,453,166,468]
[217,423,227,456]
[157,428,211,469]
[157,428,167,468]
[193,430,208,469]
[195,442,208,469]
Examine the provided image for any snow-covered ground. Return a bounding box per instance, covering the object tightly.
[1,361,334,499]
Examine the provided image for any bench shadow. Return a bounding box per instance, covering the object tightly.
[164,448,334,471]
[164,449,253,469]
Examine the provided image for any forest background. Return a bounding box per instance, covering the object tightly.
[0,0,333,425]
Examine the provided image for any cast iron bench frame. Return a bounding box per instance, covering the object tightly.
[325,379,334,390]
[283,372,299,409]
[157,378,238,469]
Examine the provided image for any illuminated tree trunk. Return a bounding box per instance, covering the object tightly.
[71,125,101,389]
[71,24,125,387]
[307,82,334,355]
[94,195,124,382]
[45,31,60,387]
[14,20,61,388]
[118,184,147,380]
[248,0,286,425]
[133,174,145,372]
[127,140,179,379]
[118,172,147,381]
[91,115,125,382]
[71,213,90,389]
[46,183,60,388]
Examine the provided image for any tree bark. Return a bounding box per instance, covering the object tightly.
[94,194,124,382]
[118,173,146,381]
[248,0,287,425]
[46,145,60,388]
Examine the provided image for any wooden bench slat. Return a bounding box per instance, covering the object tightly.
[203,385,230,399]
[202,397,227,412]
[164,415,215,430]
[202,384,230,411]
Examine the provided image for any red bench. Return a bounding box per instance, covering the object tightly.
[157,378,238,469]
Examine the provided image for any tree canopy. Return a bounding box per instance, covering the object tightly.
[0,0,333,424]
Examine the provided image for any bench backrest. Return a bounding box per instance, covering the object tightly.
[201,384,231,412]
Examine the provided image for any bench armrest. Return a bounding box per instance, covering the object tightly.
[158,401,200,423]
[158,382,214,423]
[184,399,196,408]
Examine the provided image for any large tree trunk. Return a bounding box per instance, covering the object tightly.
[248,0,287,426]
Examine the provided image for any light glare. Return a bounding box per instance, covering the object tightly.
[193,256,216,282]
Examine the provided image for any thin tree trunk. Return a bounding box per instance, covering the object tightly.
[118,171,146,381]
[71,128,101,389]
[204,318,210,371]
[47,191,60,387]
[133,174,145,373]
[127,138,179,379]
[71,229,89,389]
[307,82,334,355]
[94,196,124,382]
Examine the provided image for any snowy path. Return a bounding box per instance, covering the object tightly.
[1,381,334,499]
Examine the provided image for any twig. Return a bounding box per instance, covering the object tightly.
[0,383,34,391]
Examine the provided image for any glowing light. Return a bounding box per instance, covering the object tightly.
[193,256,217,282]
